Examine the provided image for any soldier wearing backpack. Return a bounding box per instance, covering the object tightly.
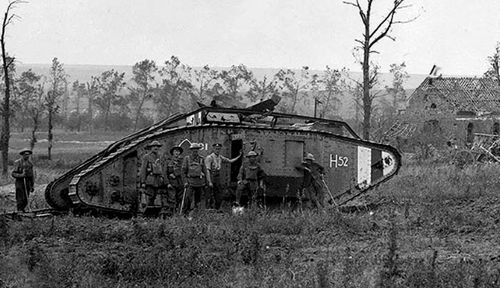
[140,141,165,209]
[182,143,209,215]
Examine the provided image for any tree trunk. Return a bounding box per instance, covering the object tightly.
[1,30,10,176]
[48,108,53,160]
[88,92,94,133]
[30,115,39,151]
[290,86,299,114]
[362,26,371,140]
[76,88,81,132]
[133,93,147,131]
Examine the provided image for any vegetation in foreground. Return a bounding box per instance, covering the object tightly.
[1,160,500,287]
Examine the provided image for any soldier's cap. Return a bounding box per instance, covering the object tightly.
[189,143,203,149]
[246,151,258,157]
[148,140,162,147]
[304,153,315,161]
[170,146,183,155]
[19,148,32,155]
[212,143,222,148]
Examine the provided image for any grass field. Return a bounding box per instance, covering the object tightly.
[1,132,500,287]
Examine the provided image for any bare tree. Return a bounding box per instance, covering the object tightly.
[68,80,86,132]
[17,70,44,150]
[86,76,99,133]
[344,0,415,140]
[218,64,253,107]
[46,57,66,160]
[246,75,279,103]
[317,66,348,119]
[485,42,500,86]
[385,62,409,111]
[275,67,311,114]
[128,59,157,131]
[93,69,126,131]
[155,56,194,118]
[192,65,218,104]
[0,0,24,176]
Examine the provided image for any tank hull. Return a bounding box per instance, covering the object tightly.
[46,107,401,215]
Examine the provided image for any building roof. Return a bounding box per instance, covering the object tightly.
[408,77,500,113]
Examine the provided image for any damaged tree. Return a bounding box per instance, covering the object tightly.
[0,0,24,176]
[344,0,415,140]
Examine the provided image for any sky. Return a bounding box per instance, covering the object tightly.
[2,0,500,76]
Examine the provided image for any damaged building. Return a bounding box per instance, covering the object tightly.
[385,76,500,150]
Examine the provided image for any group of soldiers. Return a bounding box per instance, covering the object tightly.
[10,140,329,215]
[140,139,329,217]
[139,140,268,217]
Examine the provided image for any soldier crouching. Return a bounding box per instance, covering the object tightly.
[296,153,326,209]
[235,151,266,207]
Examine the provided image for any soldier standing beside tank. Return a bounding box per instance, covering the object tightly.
[247,139,264,163]
[205,143,242,210]
[11,148,35,212]
[164,146,184,214]
[235,151,266,207]
[140,141,166,210]
[182,143,209,215]
[296,153,326,209]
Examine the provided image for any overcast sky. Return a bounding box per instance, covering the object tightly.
[2,0,500,75]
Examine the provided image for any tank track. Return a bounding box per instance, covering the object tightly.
[65,123,401,215]
[44,113,185,210]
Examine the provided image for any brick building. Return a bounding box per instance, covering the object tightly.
[385,76,500,149]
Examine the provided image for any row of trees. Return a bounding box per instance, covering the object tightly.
[10,58,355,132]
[5,55,410,145]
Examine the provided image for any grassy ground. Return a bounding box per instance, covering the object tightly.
[1,135,500,287]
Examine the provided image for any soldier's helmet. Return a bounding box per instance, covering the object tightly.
[19,148,33,155]
[304,153,315,161]
[170,146,183,155]
[148,140,162,147]
[246,151,258,157]
[189,143,203,149]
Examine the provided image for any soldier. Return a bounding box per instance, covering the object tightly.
[296,153,326,209]
[235,151,266,207]
[247,139,264,163]
[182,143,209,215]
[164,146,184,214]
[11,148,35,212]
[205,143,242,209]
[139,141,165,210]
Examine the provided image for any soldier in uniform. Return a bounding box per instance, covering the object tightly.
[296,153,326,209]
[164,146,184,214]
[247,139,264,163]
[139,141,165,210]
[11,148,35,212]
[182,143,209,215]
[205,143,241,210]
[235,151,266,207]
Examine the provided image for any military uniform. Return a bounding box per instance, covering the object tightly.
[205,143,241,209]
[164,146,184,214]
[182,143,209,214]
[296,153,326,209]
[235,151,266,207]
[140,141,166,210]
[11,149,34,212]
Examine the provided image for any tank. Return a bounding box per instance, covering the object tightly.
[45,98,401,215]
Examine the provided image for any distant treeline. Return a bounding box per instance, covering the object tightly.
[3,56,409,140]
